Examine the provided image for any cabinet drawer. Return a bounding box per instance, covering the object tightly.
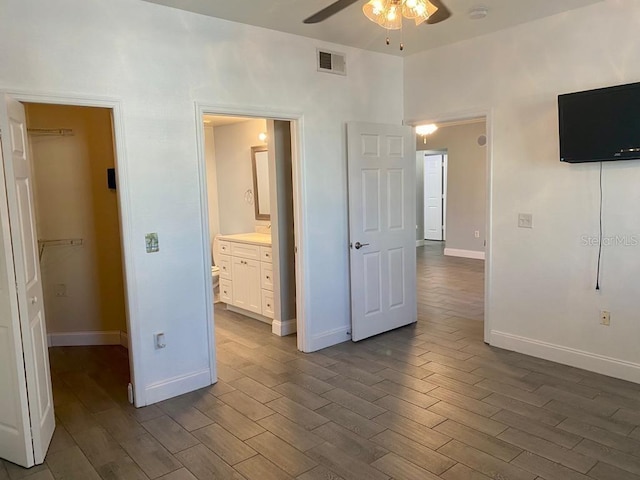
[231,242,260,260]
[218,240,231,255]
[218,254,232,280]
[220,279,233,304]
[260,247,273,263]
[262,290,274,319]
[261,263,273,291]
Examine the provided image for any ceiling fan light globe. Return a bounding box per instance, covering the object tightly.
[363,0,391,23]
[402,0,422,19]
[378,8,403,29]
[363,0,443,32]
[413,13,428,25]
[422,0,439,17]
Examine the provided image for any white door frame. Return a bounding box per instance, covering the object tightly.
[411,110,492,343]
[1,90,144,404]
[194,103,308,379]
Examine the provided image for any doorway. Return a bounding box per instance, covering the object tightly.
[23,102,132,406]
[23,102,134,442]
[422,151,447,242]
[415,115,490,336]
[0,95,136,468]
[26,103,129,352]
[199,112,301,357]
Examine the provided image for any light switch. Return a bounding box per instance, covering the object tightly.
[518,213,533,229]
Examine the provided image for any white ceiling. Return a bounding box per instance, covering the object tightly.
[141,0,602,56]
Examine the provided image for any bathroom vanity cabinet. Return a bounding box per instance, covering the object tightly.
[218,233,274,322]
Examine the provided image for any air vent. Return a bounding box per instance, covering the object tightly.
[317,49,346,76]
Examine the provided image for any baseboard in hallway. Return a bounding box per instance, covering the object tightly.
[47,330,129,348]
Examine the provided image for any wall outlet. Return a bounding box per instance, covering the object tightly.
[600,311,611,326]
[474,230,480,238]
[518,213,533,228]
[54,283,67,297]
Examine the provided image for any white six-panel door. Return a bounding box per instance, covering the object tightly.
[347,122,417,342]
[0,96,55,467]
[424,153,444,241]
[0,131,35,468]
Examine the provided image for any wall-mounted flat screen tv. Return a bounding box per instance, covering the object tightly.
[558,81,640,163]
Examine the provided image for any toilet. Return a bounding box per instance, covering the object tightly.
[211,235,221,301]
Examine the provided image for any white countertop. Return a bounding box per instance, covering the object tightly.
[218,232,271,247]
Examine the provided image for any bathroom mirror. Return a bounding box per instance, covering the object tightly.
[251,146,270,220]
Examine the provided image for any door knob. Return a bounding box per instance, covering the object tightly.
[354,242,370,250]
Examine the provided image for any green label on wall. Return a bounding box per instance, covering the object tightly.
[145,233,159,253]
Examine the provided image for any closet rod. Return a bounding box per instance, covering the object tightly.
[27,128,74,137]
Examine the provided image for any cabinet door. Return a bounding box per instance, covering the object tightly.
[231,257,262,315]
[244,259,262,314]
[231,257,248,309]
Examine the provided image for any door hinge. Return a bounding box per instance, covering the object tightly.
[127,383,134,404]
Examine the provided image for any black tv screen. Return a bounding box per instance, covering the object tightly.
[558,82,640,163]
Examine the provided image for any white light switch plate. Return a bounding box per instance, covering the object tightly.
[518,213,533,229]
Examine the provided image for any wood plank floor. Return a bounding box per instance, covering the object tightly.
[4,242,640,479]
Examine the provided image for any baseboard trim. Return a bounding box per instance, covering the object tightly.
[144,368,212,405]
[272,318,297,337]
[47,330,124,347]
[491,330,640,384]
[120,331,129,349]
[307,326,351,352]
[444,248,485,260]
[227,305,272,325]
[416,239,425,247]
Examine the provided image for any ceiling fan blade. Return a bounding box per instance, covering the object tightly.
[427,0,452,24]
[303,0,361,24]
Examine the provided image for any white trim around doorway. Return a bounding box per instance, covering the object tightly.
[193,102,309,384]
[0,90,144,406]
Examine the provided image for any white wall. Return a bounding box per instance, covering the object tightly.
[27,104,127,337]
[405,0,640,382]
[0,0,403,404]
[213,119,268,234]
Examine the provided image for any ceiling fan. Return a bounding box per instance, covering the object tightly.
[303,0,452,25]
